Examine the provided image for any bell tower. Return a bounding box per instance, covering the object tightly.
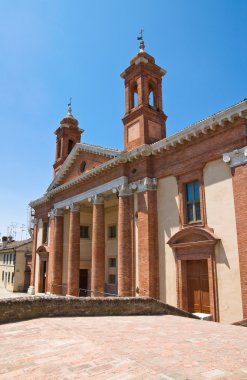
[121,35,167,150]
[53,99,83,176]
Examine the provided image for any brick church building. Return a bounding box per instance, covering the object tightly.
[29,41,247,323]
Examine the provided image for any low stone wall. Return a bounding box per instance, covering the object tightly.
[232,319,247,327]
[0,296,199,324]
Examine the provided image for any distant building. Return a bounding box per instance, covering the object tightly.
[29,41,247,323]
[0,238,32,292]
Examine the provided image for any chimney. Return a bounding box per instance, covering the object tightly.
[2,236,7,249]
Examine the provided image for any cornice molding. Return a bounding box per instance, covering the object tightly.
[30,100,247,207]
[223,145,247,168]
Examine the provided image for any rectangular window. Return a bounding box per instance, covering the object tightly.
[2,271,4,281]
[11,272,14,284]
[13,253,16,264]
[6,254,9,264]
[9,254,12,265]
[109,258,117,268]
[3,254,6,264]
[8,272,10,283]
[108,274,116,285]
[42,222,48,244]
[108,225,117,239]
[185,180,201,222]
[80,226,89,239]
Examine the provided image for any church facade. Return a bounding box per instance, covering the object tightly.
[29,45,247,323]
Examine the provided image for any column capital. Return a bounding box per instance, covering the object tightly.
[113,184,133,197]
[88,194,104,205]
[70,203,81,213]
[54,208,64,217]
[48,209,56,219]
[132,177,158,192]
[31,217,38,225]
[223,146,247,168]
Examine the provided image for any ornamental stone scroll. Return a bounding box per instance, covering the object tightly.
[223,146,247,168]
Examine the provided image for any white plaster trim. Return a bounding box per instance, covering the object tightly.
[54,176,128,209]
[223,146,247,168]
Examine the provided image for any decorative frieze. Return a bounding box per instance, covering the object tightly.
[223,146,247,168]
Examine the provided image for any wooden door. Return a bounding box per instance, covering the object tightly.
[187,259,210,314]
[42,260,47,293]
[79,269,88,297]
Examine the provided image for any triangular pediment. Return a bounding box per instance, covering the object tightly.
[47,143,122,191]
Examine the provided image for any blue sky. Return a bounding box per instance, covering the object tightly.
[0,0,246,239]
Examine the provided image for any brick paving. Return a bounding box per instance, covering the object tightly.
[0,315,246,379]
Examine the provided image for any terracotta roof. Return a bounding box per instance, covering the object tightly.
[0,238,32,252]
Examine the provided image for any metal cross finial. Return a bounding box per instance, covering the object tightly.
[137,29,145,52]
[68,96,72,115]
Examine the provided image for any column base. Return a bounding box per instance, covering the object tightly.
[27,286,35,295]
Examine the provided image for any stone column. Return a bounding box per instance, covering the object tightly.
[90,194,105,297]
[67,203,80,297]
[50,209,64,295]
[117,184,134,297]
[28,218,38,295]
[223,146,247,318]
[137,178,159,299]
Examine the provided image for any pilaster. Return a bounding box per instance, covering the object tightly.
[223,146,247,318]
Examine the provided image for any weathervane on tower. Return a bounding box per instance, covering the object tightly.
[68,96,72,116]
[137,29,145,52]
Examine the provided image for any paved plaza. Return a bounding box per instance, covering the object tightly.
[0,288,29,299]
[0,315,247,380]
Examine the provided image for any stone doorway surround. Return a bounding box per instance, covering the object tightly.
[168,226,219,321]
[37,245,49,294]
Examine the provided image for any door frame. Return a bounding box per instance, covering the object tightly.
[37,245,49,294]
[168,226,219,321]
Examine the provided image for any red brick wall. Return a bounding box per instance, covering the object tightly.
[137,190,159,298]
[232,163,247,318]
[118,195,133,296]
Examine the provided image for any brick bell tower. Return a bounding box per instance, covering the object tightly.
[53,98,83,176]
[121,34,167,150]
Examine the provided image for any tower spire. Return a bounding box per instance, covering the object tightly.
[68,96,72,116]
[137,29,145,52]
